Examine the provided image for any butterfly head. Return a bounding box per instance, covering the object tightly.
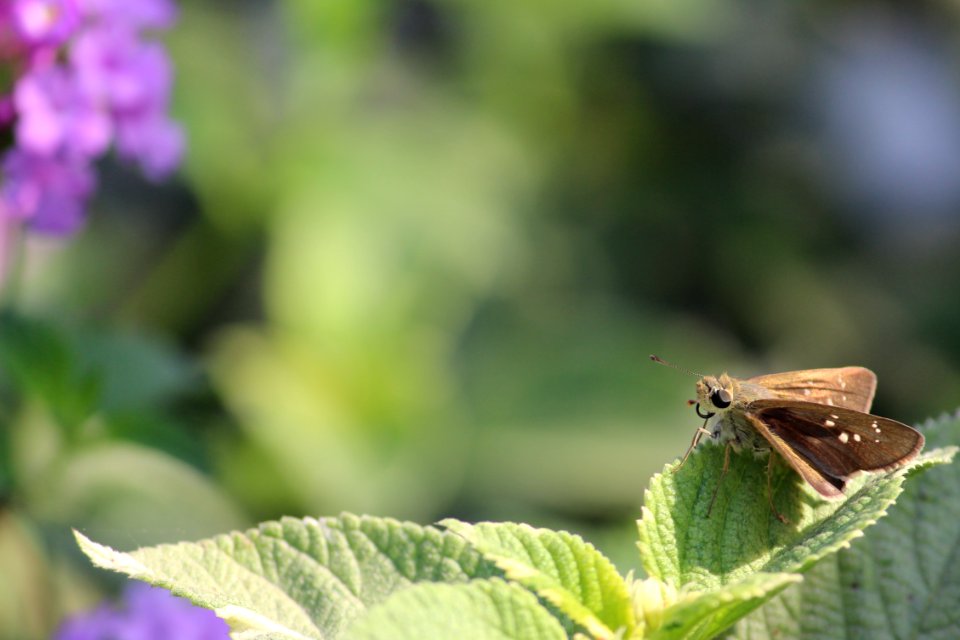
[695,373,738,416]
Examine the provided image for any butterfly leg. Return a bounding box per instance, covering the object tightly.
[766,454,789,524]
[706,442,731,518]
[673,417,713,472]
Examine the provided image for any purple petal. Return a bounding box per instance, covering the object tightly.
[13,64,112,158]
[53,583,229,640]
[71,25,173,114]
[12,0,80,47]
[0,150,95,234]
[13,70,67,154]
[53,605,121,640]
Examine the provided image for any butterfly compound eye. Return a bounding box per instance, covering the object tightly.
[711,388,732,409]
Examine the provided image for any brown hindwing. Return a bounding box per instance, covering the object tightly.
[744,411,846,498]
[743,400,924,498]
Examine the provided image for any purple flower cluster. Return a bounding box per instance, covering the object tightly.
[0,0,182,235]
[55,582,230,640]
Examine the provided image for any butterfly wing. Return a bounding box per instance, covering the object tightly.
[743,399,924,498]
[747,367,877,412]
[743,411,847,498]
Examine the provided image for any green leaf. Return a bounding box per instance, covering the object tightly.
[0,313,99,429]
[76,513,496,639]
[343,579,567,640]
[651,572,800,640]
[0,315,199,434]
[727,412,960,640]
[635,426,954,640]
[441,520,634,639]
[68,328,199,413]
[637,441,948,591]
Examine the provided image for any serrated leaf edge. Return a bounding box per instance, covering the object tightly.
[491,555,615,639]
[441,520,629,640]
[766,447,957,576]
[74,530,320,640]
[636,461,681,585]
[652,572,802,640]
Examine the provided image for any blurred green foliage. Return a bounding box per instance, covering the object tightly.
[4,0,960,635]
[0,314,244,637]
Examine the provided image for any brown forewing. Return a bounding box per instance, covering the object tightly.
[748,367,877,412]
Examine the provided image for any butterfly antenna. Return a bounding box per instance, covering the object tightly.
[649,354,704,378]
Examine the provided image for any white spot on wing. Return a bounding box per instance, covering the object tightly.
[854,433,862,442]
[830,414,839,419]
[826,398,834,406]
[839,432,849,443]
[840,378,847,389]
[803,388,811,396]
[825,420,836,427]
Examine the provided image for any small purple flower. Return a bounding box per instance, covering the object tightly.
[71,24,182,177]
[71,25,171,113]
[54,582,230,640]
[12,0,80,48]
[0,0,182,237]
[14,64,111,158]
[0,150,94,233]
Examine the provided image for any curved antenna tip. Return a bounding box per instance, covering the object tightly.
[649,354,703,378]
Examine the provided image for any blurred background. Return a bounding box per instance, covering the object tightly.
[4,0,960,635]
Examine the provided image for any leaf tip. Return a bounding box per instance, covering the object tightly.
[72,529,151,578]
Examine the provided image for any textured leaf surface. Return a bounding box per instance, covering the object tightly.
[728,412,960,640]
[636,437,949,592]
[442,520,634,639]
[651,572,800,640]
[77,513,495,639]
[342,579,567,640]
